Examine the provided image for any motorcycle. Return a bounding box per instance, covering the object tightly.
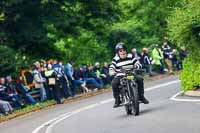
[118,68,144,115]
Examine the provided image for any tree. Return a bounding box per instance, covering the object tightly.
[168,0,200,91]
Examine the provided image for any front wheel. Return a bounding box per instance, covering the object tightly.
[130,83,139,116]
[125,103,132,115]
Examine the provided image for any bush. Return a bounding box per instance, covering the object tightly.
[180,56,200,91]
[168,0,200,91]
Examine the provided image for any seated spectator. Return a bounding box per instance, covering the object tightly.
[65,61,90,94]
[0,99,13,115]
[0,77,23,109]
[101,62,111,85]
[74,65,102,90]
[16,76,37,105]
[93,62,105,86]
[33,61,47,101]
[45,64,62,104]
[141,48,153,76]
[152,44,165,74]
[85,65,104,90]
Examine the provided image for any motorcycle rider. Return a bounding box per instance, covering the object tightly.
[109,42,149,108]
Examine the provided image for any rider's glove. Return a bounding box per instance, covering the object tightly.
[109,70,116,76]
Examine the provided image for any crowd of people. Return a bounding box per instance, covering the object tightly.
[0,60,112,115]
[134,40,188,76]
[0,37,188,115]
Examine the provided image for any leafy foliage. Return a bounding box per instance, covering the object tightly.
[109,0,181,51]
[1,0,195,79]
[168,0,200,91]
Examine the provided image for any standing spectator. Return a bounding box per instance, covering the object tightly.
[171,49,178,70]
[45,64,62,104]
[40,61,51,100]
[53,60,72,98]
[141,48,153,76]
[162,41,173,73]
[65,61,76,95]
[131,48,142,62]
[179,47,188,69]
[101,62,111,85]
[152,44,165,74]
[33,61,47,101]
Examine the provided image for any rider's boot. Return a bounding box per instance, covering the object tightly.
[113,96,121,108]
[140,95,149,104]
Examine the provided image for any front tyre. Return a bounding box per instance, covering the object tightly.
[130,82,139,116]
[125,103,132,115]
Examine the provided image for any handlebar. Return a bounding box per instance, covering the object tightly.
[117,68,146,75]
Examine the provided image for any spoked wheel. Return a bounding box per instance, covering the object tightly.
[130,84,139,116]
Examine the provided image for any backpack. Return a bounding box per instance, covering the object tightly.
[24,71,34,84]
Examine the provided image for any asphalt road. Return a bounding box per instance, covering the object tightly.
[0,75,200,133]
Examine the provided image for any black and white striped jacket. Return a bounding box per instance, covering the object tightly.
[109,53,142,76]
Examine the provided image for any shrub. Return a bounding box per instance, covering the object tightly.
[168,0,200,91]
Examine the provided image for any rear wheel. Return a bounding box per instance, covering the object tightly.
[130,83,139,116]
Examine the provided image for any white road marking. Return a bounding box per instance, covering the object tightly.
[145,80,180,91]
[32,79,180,133]
[170,91,200,102]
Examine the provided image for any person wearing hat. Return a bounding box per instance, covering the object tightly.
[109,42,149,108]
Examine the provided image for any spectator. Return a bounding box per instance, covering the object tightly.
[73,66,91,93]
[162,41,173,73]
[65,61,76,95]
[74,65,102,90]
[88,64,104,88]
[152,44,165,74]
[101,62,111,85]
[33,61,47,101]
[0,100,13,115]
[131,48,142,62]
[179,47,188,69]
[40,62,51,100]
[65,61,90,94]
[16,76,37,105]
[45,64,62,104]
[171,49,178,70]
[53,60,72,98]
[0,77,23,109]
[141,48,153,76]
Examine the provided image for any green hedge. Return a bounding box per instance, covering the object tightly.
[168,0,200,91]
[180,55,200,91]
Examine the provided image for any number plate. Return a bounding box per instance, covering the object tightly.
[126,75,134,80]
